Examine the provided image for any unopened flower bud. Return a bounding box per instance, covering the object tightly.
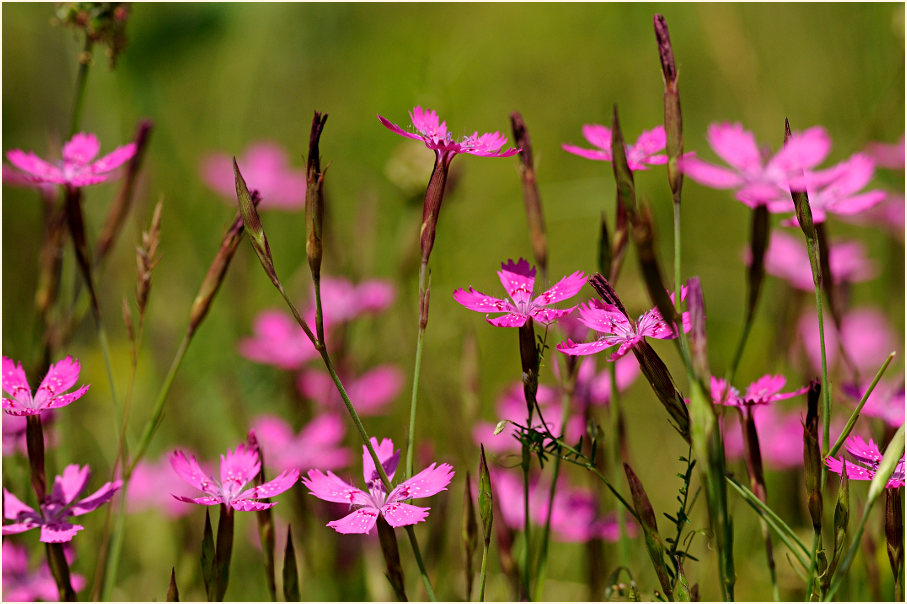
[306,112,328,282]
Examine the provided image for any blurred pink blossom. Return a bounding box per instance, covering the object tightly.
[4,132,136,187]
[562,124,667,171]
[2,541,86,601]
[569,356,640,411]
[841,192,905,236]
[2,411,56,456]
[865,135,905,170]
[239,310,318,370]
[297,365,402,416]
[826,434,905,488]
[724,406,805,470]
[251,413,351,474]
[2,356,90,416]
[841,378,905,429]
[797,308,897,376]
[309,276,396,328]
[711,374,809,407]
[757,231,876,291]
[453,258,586,327]
[170,443,298,512]
[3,465,121,542]
[127,452,202,518]
[201,142,306,210]
[302,437,454,534]
[679,123,830,206]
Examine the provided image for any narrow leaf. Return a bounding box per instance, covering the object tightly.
[623,462,673,599]
[201,509,215,600]
[167,567,180,602]
[282,525,300,603]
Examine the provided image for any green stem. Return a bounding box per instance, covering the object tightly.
[609,362,631,566]
[824,504,871,601]
[68,37,93,138]
[521,439,532,600]
[478,538,490,602]
[406,261,429,479]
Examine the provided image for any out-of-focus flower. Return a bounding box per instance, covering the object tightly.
[453,258,586,327]
[843,192,905,236]
[2,411,56,456]
[251,413,351,474]
[757,231,876,291]
[201,142,307,210]
[378,106,519,162]
[711,374,809,407]
[562,124,667,171]
[2,465,121,542]
[239,310,318,370]
[2,356,90,416]
[826,434,905,488]
[2,541,86,601]
[126,452,202,518]
[307,276,396,328]
[302,437,454,534]
[841,378,905,429]
[865,135,905,170]
[679,122,830,205]
[570,356,640,411]
[557,290,689,360]
[724,406,805,470]
[297,365,402,416]
[5,133,136,187]
[797,308,897,376]
[169,443,298,512]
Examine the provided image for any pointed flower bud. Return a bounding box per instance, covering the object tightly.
[803,379,823,533]
[654,14,683,200]
[306,112,328,282]
[234,158,280,289]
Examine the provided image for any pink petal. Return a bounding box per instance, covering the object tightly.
[348,366,403,414]
[250,415,294,452]
[231,499,276,512]
[410,106,447,139]
[581,124,612,151]
[844,435,882,464]
[239,310,316,369]
[172,494,221,506]
[486,313,529,328]
[387,463,454,503]
[381,502,430,528]
[562,144,611,161]
[40,522,83,543]
[220,444,259,489]
[678,153,745,189]
[2,356,31,400]
[497,258,536,304]
[532,270,587,306]
[768,126,831,173]
[467,131,518,157]
[327,507,380,534]
[363,437,399,484]
[576,302,631,336]
[299,412,346,447]
[62,133,100,165]
[3,488,35,520]
[70,479,121,516]
[529,307,575,325]
[452,287,513,314]
[301,469,371,506]
[866,137,905,170]
[45,385,90,410]
[636,308,680,340]
[49,465,90,506]
[377,114,425,142]
[200,153,235,197]
[91,143,137,174]
[5,150,63,182]
[632,126,667,156]
[33,356,83,408]
[353,280,396,314]
[706,122,762,173]
[826,190,886,215]
[556,339,614,357]
[236,469,299,502]
[169,450,218,495]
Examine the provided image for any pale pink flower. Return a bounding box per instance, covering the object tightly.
[723,406,805,470]
[302,437,454,534]
[2,542,86,601]
[758,231,875,291]
[169,443,298,512]
[453,258,587,327]
[307,276,396,328]
[865,135,905,170]
[5,132,136,187]
[378,106,518,164]
[126,452,202,518]
[841,192,904,236]
[557,290,690,360]
[826,434,905,488]
[2,356,90,416]
[251,413,351,474]
[841,378,905,429]
[3,465,121,542]
[562,124,667,171]
[201,142,306,210]
[679,123,830,206]
[238,310,318,370]
[711,375,809,407]
[297,365,402,416]
[797,308,897,376]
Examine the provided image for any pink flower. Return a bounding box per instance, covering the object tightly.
[711,375,809,407]
[562,124,667,171]
[841,378,905,429]
[865,135,905,170]
[126,452,203,518]
[309,276,396,328]
[302,437,454,534]
[238,310,319,370]
[826,434,905,489]
[297,365,403,416]
[453,258,587,327]
[569,356,640,411]
[557,290,690,360]
[2,356,90,416]
[723,406,805,470]
[2,542,86,601]
[680,123,830,206]
[169,443,298,512]
[378,106,519,164]
[201,142,307,210]
[251,413,351,474]
[5,132,136,187]
[758,231,876,291]
[797,308,897,376]
[841,192,904,236]
[2,465,121,542]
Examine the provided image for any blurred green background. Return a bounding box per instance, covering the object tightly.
[2,3,904,601]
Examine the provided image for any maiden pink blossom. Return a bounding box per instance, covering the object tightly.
[3,465,121,542]
[297,365,402,416]
[724,406,806,470]
[826,434,905,489]
[5,132,136,187]
[841,379,905,429]
[2,542,86,601]
[865,135,905,170]
[758,231,876,291]
[797,308,897,376]
[126,452,203,518]
[238,310,319,370]
[169,443,298,512]
[202,142,307,210]
[302,437,454,534]
[251,413,351,474]
[453,258,587,327]
[562,124,667,171]
[710,374,809,407]
[2,356,90,416]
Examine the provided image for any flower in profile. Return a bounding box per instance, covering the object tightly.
[2,541,86,601]
[201,142,307,210]
[2,465,121,542]
[251,413,351,474]
[297,365,402,416]
[169,443,298,511]
[826,434,905,488]
[758,231,876,291]
[679,122,830,206]
[2,356,90,416]
[562,124,667,171]
[453,258,587,327]
[557,290,689,360]
[710,374,809,407]
[302,437,454,534]
[5,132,136,187]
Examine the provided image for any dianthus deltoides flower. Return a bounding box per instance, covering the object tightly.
[2,356,90,416]
[710,374,809,407]
[562,124,667,171]
[302,437,454,534]
[2,465,121,542]
[201,141,307,210]
[169,443,298,511]
[5,132,136,187]
[453,258,587,327]
[826,434,905,489]
[2,541,87,601]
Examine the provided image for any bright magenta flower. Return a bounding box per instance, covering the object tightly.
[302,437,454,534]
[826,434,905,489]
[758,231,875,291]
[2,356,90,416]
[453,258,587,327]
[562,124,667,171]
[5,132,136,187]
[297,365,402,416]
[557,289,689,360]
[251,413,351,474]
[680,122,830,206]
[2,542,86,601]
[2,465,121,542]
[201,142,307,210]
[378,106,518,163]
[169,443,299,512]
[710,375,809,407]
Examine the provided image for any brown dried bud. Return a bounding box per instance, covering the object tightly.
[654,14,683,199]
[511,112,548,277]
[803,379,823,533]
[306,112,328,282]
